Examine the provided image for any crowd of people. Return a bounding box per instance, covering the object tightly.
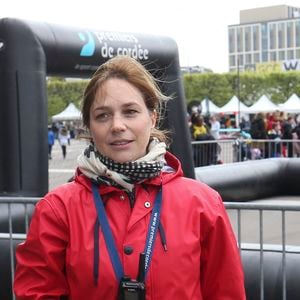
[187,107,300,168]
[249,112,300,158]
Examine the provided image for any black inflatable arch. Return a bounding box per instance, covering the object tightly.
[0,18,194,196]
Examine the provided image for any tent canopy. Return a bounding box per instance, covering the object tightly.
[52,103,82,121]
[247,95,278,114]
[201,98,220,114]
[279,93,300,113]
[219,95,249,114]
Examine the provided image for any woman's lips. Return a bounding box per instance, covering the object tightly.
[110,140,133,149]
[110,139,131,145]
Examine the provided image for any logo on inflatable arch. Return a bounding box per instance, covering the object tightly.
[78,31,95,57]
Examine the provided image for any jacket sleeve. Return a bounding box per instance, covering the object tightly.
[14,198,69,299]
[200,194,246,299]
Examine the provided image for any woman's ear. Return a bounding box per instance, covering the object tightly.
[151,109,157,128]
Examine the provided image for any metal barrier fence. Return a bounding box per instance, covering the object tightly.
[0,197,39,300]
[1,197,300,299]
[226,201,300,300]
[192,139,300,167]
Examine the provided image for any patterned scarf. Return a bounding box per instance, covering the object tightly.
[77,139,166,191]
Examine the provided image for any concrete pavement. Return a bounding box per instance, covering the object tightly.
[48,138,88,191]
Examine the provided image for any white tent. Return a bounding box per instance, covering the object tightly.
[52,103,82,121]
[247,95,278,114]
[201,98,220,114]
[219,95,250,114]
[279,93,300,113]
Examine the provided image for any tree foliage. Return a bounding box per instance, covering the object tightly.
[47,78,88,121]
[183,71,300,107]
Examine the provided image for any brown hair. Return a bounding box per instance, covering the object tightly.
[81,55,170,144]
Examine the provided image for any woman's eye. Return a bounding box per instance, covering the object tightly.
[125,109,138,116]
[96,113,110,121]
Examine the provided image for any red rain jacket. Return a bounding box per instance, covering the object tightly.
[14,152,246,299]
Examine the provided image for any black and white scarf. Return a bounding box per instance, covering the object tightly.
[77,139,166,192]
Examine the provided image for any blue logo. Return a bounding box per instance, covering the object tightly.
[78,31,95,56]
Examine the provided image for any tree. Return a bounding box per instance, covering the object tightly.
[183,71,300,108]
[47,78,88,121]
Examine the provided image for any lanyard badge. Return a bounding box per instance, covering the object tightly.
[92,183,163,300]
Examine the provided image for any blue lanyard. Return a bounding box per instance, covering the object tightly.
[92,183,162,282]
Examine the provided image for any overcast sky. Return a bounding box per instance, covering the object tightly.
[1,0,300,73]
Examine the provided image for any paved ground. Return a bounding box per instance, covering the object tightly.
[48,138,89,190]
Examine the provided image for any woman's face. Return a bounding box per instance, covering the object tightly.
[89,78,157,163]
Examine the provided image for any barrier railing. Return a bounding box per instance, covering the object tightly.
[192,139,300,167]
[0,197,38,300]
[1,198,300,299]
[226,201,300,300]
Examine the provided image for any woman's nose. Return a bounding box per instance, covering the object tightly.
[111,116,126,132]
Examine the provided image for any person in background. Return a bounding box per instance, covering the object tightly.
[190,113,209,140]
[52,122,60,139]
[58,126,70,159]
[48,125,55,159]
[209,114,221,140]
[250,112,267,139]
[250,112,268,158]
[14,56,246,300]
[240,116,251,133]
[265,112,275,132]
[267,121,282,157]
[292,118,300,157]
[282,115,295,157]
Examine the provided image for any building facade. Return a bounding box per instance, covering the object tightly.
[228,5,300,72]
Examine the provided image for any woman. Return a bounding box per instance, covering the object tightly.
[58,126,70,159]
[14,56,245,299]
